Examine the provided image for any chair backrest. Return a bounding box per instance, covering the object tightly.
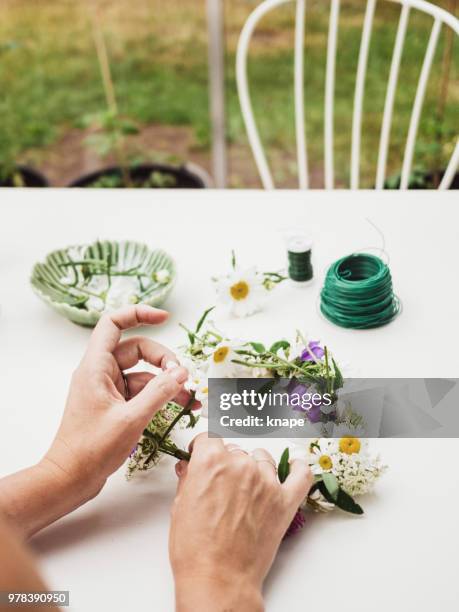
[236,0,459,189]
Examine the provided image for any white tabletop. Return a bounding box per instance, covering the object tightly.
[1,189,458,611]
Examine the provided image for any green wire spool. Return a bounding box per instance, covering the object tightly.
[320,253,400,329]
[287,235,313,283]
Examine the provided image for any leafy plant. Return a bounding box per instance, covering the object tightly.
[0,120,24,186]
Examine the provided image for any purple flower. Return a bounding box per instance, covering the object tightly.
[300,341,324,362]
[287,379,336,423]
[284,509,306,538]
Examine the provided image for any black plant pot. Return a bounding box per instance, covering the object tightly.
[0,165,49,187]
[68,163,207,188]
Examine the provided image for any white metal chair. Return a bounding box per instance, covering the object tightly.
[236,0,459,189]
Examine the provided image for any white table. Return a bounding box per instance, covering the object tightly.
[1,190,458,612]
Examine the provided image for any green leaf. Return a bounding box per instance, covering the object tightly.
[249,342,266,354]
[195,306,215,334]
[187,411,198,429]
[317,480,335,504]
[332,358,344,389]
[278,448,290,483]
[269,340,290,354]
[335,489,364,515]
[322,472,339,501]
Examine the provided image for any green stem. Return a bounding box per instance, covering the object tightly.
[59,259,107,267]
[159,446,191,461]
[159,395,195,444]
[264,272,288,282]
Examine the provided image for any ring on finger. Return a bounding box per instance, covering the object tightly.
[122,372,130,400]
[255,458,277,471]
[227,447,249,456]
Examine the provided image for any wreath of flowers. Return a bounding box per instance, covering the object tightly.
[127,309,386,534]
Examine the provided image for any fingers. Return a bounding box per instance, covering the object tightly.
[174,388,197,409]
[188,432,224,460]
[124,371,193,407]
[88,305,169,355]
[225,443,249,456]
[251,448,277,480]
[124,371,154,398]
[113,336,178,370]
[127,366,188,423]
[282,458,313,507]
[175,460,189,495]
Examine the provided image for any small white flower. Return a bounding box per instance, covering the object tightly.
[105,276,139,311]
[214,267,265,318]
[308,439,339,475]
[87,295,105,312]
[154,269,171,285]
[206,341,241,378]
[60,271,75,286]
[333,450,386,497]
[183,360,209,417]
[332,422,367,439]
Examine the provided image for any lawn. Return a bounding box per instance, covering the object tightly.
[0,0,457,187]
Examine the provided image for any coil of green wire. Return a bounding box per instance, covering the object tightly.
[320,253,399,329]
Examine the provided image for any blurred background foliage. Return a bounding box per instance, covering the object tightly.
[0,0,457,187]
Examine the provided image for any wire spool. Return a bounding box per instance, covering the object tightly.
[287,235,313,283]
[320,253,399,329]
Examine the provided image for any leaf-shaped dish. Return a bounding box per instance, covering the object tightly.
[31,240,176,327]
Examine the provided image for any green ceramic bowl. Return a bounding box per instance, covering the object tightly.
[31,240,176,327]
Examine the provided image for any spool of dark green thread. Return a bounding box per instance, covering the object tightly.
[320,253,399,329]
[287,236,313,283]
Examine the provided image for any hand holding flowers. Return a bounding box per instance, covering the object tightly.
[127,308,386,534]
[0,305,190,538]
[170,433,313,612]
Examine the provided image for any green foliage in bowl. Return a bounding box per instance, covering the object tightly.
[31,240,176,327]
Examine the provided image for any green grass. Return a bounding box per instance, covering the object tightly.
[0,0,457,186]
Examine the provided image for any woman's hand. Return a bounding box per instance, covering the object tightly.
[0,305,189,538]
[169,434,313,612]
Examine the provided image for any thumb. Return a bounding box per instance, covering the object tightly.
[127,366,189,423]
[175,460,189,495]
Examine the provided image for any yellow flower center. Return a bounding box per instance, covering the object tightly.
[230,281,250,301]
[201,387,208,394]
[213,346,230,363]
[339,437,361,455]
[319,455,333,470]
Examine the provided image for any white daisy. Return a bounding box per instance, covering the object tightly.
[308,439,339,475]
[332,423,367,440]
[206,340,242,378]
[182,359,209,417]
[214,267,265,318]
